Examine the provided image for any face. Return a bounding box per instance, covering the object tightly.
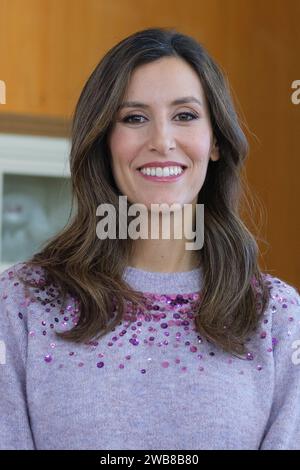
[107,56,219,209]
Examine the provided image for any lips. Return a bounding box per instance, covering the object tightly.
[137,166,187,182]
[137,163,187,170]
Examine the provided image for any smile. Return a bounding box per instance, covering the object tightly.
[136,165,187,182]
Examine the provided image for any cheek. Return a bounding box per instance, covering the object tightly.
[186,139,211,165]
[109,127,138,168]
[182,127,212,161]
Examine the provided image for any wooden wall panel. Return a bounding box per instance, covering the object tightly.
[0,0,299,287]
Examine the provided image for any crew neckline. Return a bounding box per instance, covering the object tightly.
[122,265,203,295]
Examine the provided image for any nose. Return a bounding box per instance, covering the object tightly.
[147,120,176,154]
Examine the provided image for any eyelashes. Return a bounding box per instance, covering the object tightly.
[120,112,199,124]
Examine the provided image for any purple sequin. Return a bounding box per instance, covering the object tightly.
[2,263,300,378]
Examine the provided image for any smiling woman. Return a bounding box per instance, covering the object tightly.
[0,27,300,451]
[108,56,219,214]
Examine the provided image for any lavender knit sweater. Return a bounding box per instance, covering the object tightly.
[0,262,300,450]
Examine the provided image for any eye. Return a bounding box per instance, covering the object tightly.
[121,112,199,124]
[121,114,146,124]
[174,112,199,121]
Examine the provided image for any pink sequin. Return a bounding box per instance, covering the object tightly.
[2,263,300,378]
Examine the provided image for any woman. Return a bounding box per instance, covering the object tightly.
[0,27,299,450]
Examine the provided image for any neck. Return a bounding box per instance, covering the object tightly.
[128,238,201,273]
[127,203,201,272]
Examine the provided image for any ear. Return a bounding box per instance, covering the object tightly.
[210,139,220,162]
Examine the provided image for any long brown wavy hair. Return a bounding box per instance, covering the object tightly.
[18,27,271,356]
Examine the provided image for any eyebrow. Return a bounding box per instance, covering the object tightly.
[118,96,203,110]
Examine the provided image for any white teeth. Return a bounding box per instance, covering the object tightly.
[140,166,184,177]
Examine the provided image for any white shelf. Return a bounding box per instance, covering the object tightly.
[0,133,73,272]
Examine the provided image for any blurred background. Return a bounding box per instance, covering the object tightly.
[0,0,299,288]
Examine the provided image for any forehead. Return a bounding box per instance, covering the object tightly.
[123,57,205,102]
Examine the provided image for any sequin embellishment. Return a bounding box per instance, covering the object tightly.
[1,263,300,377]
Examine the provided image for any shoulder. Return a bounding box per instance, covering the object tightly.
[262,272,300,356]
[0,261,48,296]
[263,272,300,322]
[0,262,31,308]
[0,261,57,323]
